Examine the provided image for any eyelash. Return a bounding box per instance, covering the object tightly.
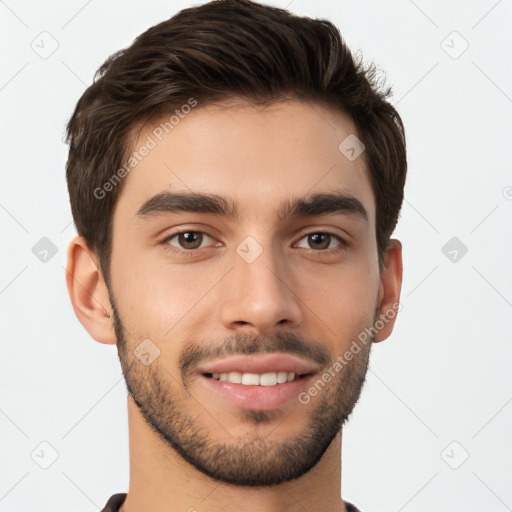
[160,229,348,257]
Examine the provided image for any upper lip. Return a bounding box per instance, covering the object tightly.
[196,353,321,376]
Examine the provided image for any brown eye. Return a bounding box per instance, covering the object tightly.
[179,232,202,249]
[165,231,213,251]
[296,232,343,251]
[308,233,330,250]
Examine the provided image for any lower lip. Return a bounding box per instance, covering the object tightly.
[198,374,314,411]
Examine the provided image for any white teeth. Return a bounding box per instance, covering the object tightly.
[210,371,301,385]
[259,372,277,386]
[241,373,260,385]
[228,371,242,384]
[277,371,288,384]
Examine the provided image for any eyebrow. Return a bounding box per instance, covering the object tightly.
[136,190,368,224]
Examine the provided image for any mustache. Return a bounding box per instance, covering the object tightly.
[179,332,331,379]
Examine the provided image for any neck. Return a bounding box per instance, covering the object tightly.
[121,396,347,512]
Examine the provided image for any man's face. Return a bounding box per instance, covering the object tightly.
[108,99,382,485]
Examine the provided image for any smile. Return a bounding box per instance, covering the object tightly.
[205,371,305,386]
[196,353,319,410]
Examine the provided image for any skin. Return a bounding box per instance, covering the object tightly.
[66,98,402,512]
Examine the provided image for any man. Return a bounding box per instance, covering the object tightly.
[64,0,406,510]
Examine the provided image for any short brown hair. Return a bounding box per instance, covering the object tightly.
[65,0,407,282]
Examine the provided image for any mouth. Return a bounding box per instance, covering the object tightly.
[203,370,309,386]
[195,353,319,411]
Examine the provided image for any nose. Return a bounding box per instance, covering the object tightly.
[219,242,303,336]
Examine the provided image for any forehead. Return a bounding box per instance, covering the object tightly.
[115,98,375,224]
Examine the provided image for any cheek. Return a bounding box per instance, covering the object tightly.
[306,266,379,343]
[112,258,223,343]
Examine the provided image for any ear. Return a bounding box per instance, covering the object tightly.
[373,239,403,343]
[65,235,117,345]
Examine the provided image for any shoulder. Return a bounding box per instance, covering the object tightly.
[345,500,363,512]
[100,493,127,512]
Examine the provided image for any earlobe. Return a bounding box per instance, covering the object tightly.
[65,236,117,345]
[373,239,403,343]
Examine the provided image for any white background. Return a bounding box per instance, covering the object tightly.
[1,1,511,510]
